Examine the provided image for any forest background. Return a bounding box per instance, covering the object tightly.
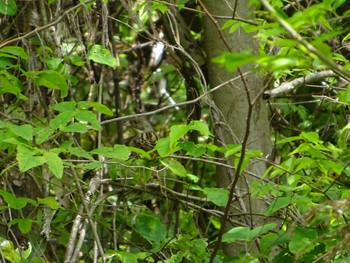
[1,0,350,262]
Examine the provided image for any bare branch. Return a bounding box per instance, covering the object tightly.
[263,70,339,99]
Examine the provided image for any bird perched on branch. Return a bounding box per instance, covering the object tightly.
[127,117,158,151]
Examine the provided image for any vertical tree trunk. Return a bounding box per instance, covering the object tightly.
[202,0,273,255]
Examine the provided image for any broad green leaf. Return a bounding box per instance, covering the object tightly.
[34,70,68,98]
[70,147,94,160]
[265,196,293,216]
[46,57,64,70]
[88,102,114,116]
[37,197,61,210]
[212,51,257,71]
[203,187,229,207]
[35,126,55,144]
[189,120,213,136]
[0,189,34,210]
[169,124,189,146]
[0,0,17,15]
[90,145,129,160]
[151,1,167,13]
[116,251,149,263]
[224,144,242,157]
[83,161,103,170]
[0,70,23,96]
[88,44,117,69]
[53,101,77,112]
[74,109,101,130]
[10,218,32,234]
[0,46,28,60]
[46,151,63,179]
[49,110,75,130]
[17,145,46,172]
[154,138,171,157]
[135,213,166,242]
[8,123,33,141]
[222,223,277,243]
[277,135,301,144]
[0,238,20,263]
[289,226,318,254]
[70,55,85,66]
[62,122,88,133]
[160,159,187,177]
[127,146,151,159]
[260,232,291,257]
[300,131,320,144]
[178,141,206,157]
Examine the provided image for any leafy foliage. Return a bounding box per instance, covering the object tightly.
[0,0,350,262]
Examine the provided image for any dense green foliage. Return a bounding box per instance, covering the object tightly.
[0,0,350,262]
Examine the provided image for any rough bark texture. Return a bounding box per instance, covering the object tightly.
[203,0,273,255]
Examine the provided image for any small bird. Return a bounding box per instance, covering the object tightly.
[127,117,158,151]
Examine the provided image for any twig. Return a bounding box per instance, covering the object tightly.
[263,70,339,99]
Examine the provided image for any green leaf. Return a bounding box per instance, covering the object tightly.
[189,120,213,136]
[300,131,320,144]
[35,126,55,144]
[169,124,189,146]
[0,190,34,210]
[212,51,257,71]
[224,144,242,157]
[0,238,20,263]
[90,145,129,160]
[0,46,28,60]
[37,197,61,210]
[260,232,291,257]
[289,226,318,254]
[8,123,33,141]
[178,141,206,157]
[10,218,32,234]
[154,138,171,157]
[34,70,68,98]
[70,147,94,160]
[74,109,101,130]
[203,187,229,207]
[0,70,23,96]
[160,159,187,177]
[46,151,63,179]
[49,110,75,130]
[53,101,77,112]
[135,213,166,242]
[0,0,17,15]
[116,251,149,263]
[222,223,277,243]
[88,102,114,116]
[88,44,117,69]
[62,122,88,133]
[17,145,46,172]
[265,196,293,216]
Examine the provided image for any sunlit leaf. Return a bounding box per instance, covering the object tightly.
[222,223,277,242]
[88,44,117,69]
[0,46,28,60]
[0,0,17,15]
[203,187,229,207]
[46,151,63,179]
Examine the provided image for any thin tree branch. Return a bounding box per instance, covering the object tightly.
[263,70,339,99]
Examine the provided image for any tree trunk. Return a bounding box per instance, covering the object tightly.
[203,0,273,255]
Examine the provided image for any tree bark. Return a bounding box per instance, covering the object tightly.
[203,0,273,255]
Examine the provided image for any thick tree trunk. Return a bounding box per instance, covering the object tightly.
[203,0,273,255]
